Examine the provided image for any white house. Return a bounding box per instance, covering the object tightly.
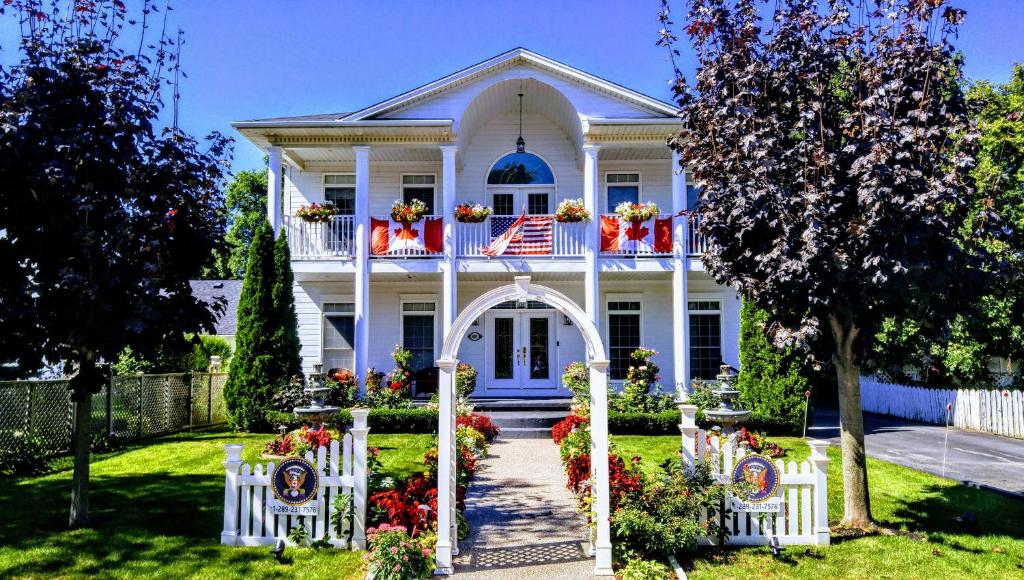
[233,48,740,398]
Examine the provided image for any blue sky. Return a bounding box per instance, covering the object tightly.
[4,1,1023,171]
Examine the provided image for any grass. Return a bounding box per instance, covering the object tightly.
[0,428,434,579]
[612,435,1024,579]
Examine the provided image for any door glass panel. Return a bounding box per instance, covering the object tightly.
[529,317,550,380]
[493,193,514,215]
[402,314,434,371]
[527,193,549,215]
[494,317,515,379]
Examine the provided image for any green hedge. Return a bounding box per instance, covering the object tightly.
[265,407,439,434]
[608,410,681,435]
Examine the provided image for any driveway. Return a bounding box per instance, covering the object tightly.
[809,407,1024,498]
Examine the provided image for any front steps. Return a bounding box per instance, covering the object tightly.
[471,398,571,439]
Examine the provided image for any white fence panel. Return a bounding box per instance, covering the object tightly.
[860,377,1023,439]
[221,410,369,549]
[678,406,830,546]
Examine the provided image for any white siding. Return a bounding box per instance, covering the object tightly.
[598,160,672,215]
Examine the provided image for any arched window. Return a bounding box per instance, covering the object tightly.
[486,152,555,185]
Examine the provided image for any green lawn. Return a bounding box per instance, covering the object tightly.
[0,429,433,579]
[613,435,1024,579]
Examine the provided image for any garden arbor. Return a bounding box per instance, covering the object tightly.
[434,276,613,575]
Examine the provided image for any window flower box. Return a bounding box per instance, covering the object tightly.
[554,198,591,223]
[615,201,659,223]
[295,202,339,223]
[454,203,493,223]
[390,198,428,223]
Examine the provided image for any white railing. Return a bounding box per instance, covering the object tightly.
[687,213,710,256]
[861,377,1024,439]
[456,215,585,257]
[680,405,830,546]
[599,214,674,257]
[369,215,444,258]
[221,410,369,549]
[285,215,355,260]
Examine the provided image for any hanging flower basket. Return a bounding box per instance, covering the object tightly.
[454,203,493,223]
[615,201,659,223]
[390,198,428,223]
[295,202,339,223]
[554,198,591,223]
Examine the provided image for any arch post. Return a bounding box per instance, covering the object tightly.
[435,357,458,575]
[588,358,614,576]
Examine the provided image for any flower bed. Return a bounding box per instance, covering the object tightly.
[295,202,339,222]
[391,198,428,223]
[453,202,492,223]
[614,201,659,223]
[554,198,591,222]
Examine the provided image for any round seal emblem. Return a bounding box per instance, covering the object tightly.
[732,454,780,503]
[272,457,319,506]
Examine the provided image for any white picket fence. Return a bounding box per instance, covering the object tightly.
[221,410,370,549]
[679,406,830,546]
[860,377,1024,439]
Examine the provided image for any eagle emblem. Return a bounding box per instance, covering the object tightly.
[272,458,319,506]
[732,454,780,503]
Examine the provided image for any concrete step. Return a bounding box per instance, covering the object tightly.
[482,410,569,430]
[469,397,572,411]
[498,426,557,439]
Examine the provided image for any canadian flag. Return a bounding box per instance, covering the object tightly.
[371,217,443,255]
[600,215,673,253]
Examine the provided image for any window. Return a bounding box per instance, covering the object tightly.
[493,192,515,215]
[323,302,355,371]
[607,173,640,210]
[527,193,549,215]
[689,301,722,380]
[608,300,642,380]
[402,175,436,215]
[686,183,703,210]
[324,174,356,214]
[487,152,555,185]
[402,302,436,372]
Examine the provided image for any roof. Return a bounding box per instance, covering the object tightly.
[233,47,678,128]
[190,280,243,336]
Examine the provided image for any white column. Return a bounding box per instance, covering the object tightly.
[267,145,283,236]
[588,359,613,575]
[354,146,371,386]
[808,440,832,545]
[583,144,601,326]
[350,409,370,549]
[220,444,244,545]
[671,151,690,398]
[440,145,458,334]
[434,358,457,574]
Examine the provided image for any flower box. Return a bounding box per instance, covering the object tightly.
[390,199,428,223]
[295,202,339,223]
[615,201,659,223]
[454,203,492,223]
[554,198,591,223]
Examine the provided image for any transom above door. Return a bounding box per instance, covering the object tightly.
[484,308,558,395]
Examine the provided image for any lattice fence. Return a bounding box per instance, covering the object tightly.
[0,372,228,454]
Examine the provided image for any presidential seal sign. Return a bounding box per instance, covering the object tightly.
[272,457,319,507]
[732,454,780,503]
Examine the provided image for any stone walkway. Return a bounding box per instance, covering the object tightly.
[453,438,594,578]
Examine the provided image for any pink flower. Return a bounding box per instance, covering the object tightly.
[390,546,399,555]
[393,564,402,572]
[422,548,432,556]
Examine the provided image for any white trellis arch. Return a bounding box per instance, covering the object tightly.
[434,276,613,576]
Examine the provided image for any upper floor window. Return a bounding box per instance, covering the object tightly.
[687,183,703,210]
[487,152,555,185]
[606,173,640,209]
[402,175,436,215]
[324,174,356,214]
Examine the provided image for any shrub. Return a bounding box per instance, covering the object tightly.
[364,347,414,409]
[562,361,591,417]
[455,363,477,397]
[552,413,588,444]
[271,232,303,384]
[0,431,50,476]
[608,410,681,435]
[368,408,438,433]
[736,300,812,434]
[457,425,488,458]
[456,413,499,443]
[609,348,676,414]
[364,523,434,580]
[182,335,234,373]
[619,558,674,580]
[325,371,359,408]
[686,377,720,424]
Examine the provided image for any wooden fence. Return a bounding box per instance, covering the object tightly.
[860,377,1024,439]
[221,410,369,550]
[679,405,831,546]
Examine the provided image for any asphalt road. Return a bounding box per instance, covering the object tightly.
[809,408,1024,498]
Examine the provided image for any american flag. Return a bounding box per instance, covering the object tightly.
[482,213,553,256]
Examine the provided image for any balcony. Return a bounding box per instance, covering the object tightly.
[456,215,585,258]
[285,215,355,260]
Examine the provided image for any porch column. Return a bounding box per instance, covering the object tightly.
[588,358,614,576]
[267,145,283,236]
[440,145,458,332]
[583,144,601,326]
[434,358,457,574]
[354,146,371,385]
[671,151,690,398]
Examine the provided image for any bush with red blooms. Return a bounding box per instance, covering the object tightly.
[456,413,500,443]
[563,452,645,511]
[736,427,786,458]
[551,413,588,445]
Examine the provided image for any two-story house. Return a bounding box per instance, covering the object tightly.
[232,48,740,398]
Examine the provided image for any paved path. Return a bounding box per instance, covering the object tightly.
[810,408,1024,497]
[453,438,593,578]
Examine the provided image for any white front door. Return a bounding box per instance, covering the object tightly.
[489,188,553,216]
[484,311,558,394]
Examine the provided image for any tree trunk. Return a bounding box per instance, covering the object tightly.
[828,313,873,529]
[68,355,99,528]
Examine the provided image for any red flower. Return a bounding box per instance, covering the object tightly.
[551,414,588,444]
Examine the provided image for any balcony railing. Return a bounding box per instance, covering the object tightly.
[687,214,709,256]
[598,214,674,257]
[285,215,355,260]
[456,215,585,257]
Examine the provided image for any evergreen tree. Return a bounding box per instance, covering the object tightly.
[273,231,303,383]
[225,221,278,431]
[737,300,810,434]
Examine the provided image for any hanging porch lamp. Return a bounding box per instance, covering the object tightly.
[515,91,526,153]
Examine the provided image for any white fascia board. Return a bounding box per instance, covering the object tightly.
[230,119,453,129]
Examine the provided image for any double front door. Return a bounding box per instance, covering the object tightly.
[485,311,556,392]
